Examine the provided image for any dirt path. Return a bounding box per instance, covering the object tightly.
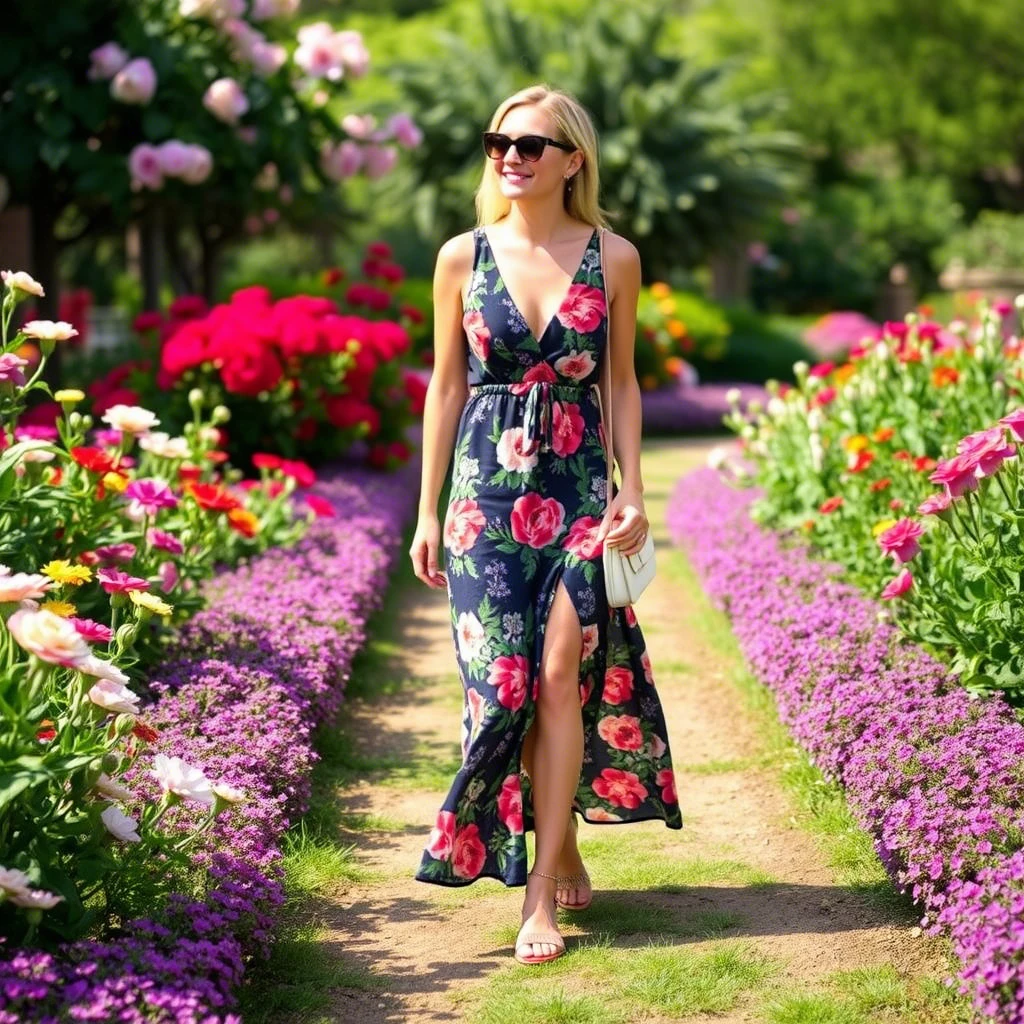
[304,437,958,1024]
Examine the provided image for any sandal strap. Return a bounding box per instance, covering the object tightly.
[517,931,565,950]
[556,871,591,888]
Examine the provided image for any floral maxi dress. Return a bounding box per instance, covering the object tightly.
[415,227,683,887]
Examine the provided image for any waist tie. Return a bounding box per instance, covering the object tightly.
[469,380,602,454]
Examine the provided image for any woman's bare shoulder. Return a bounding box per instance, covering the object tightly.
[436,230,477,276]
[601,229,641,269]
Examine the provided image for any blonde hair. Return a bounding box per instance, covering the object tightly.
[475,85,610,228]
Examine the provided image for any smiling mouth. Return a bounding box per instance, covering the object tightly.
[502,170,531,181]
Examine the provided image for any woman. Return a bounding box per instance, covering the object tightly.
[409,84,683,966]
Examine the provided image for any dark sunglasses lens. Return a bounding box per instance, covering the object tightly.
[514,136,546,161]
[483,133,510,158]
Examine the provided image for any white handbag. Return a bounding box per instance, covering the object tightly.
[596,228,656,608]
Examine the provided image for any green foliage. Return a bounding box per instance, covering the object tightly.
[386,0,803,275]
[936,211,1024,272]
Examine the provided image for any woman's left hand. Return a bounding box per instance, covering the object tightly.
[598,488,649,557]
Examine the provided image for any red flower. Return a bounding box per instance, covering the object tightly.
[597,714,645,751]
[403,372,427,416]
[562,516,603,560]
[510,492,565,548]
[551,401,585,457]
[132,311,164,333]
[497,774,524,835]
[324,395,380,436]
[592,767,648,809]
[178,464,203,483]
[71,447,116,475]
[555,284,605,333]
[304,494,336,519]
[185,482,241,512]
[869,477,892,493]
[655,768,677,804]
[219,340,283,397]
[322,266,344,286]
[510,361,558,395]
[848,450,874,473]
[366,240,392,259]
[811,386,837,408]
[914,455,937,473]
[819,496,843,514]
[399,303,425,325]
[131,720,160,743]
[369,320,410,359]
[378,262,405,285]
[280,459,316,488]
[602,666,634,705]
[252,453,283,471]
[451,823,486,880]
[161,322,216,380]
[168,295,209,320]
[36,721,56,743]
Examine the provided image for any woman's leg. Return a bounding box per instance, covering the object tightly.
[517,580,583,959]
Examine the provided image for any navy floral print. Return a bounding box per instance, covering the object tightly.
[415,227,683,888]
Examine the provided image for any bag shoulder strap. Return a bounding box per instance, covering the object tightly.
[598,227,615,510]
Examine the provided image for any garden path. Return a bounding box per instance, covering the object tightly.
[293,437,960,1024]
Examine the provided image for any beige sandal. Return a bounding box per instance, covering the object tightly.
[516,870,566,965]
[555,812,593,911]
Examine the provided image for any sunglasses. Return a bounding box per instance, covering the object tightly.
[482,132,576,162]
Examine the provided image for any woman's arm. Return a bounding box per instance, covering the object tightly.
[598,232,649,557]
[409,232,473,588]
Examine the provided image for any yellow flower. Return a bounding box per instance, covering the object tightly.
[872,518,898,537]
[54,389,85,404]
[102,472,129,493]
[39,560,93,586]
[657,298,676,317]
[650,282,672,300]
[834,364,857,385]
[842,434,870,454]
[129,590,173,617]
[39,599,76,617]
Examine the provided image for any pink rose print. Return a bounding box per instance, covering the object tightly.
[656,768,677,804]
[579,674,594,706]
[563,516,604,560]
[497,774,524,834]
[488,653,529,711]
[510,360,558,394]
[554,349,596,381]
[451,823,487,879]
[624,605,638,627]
[510,492,565,548]
[444,498,486,556]
[584,807,623,822]
[496,426,539,472]
[640,649,653,684]
[465,686,487,742]
[581,623,599,661]
[597,714,645,751]
[649,734,667,759]
[603,666,634,705]
[556,284,605,333]
[551,401,585,457]
[426,809,456,860]
[463,310,490,362]
[592,767,648,809]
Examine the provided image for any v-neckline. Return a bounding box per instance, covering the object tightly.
[481,227,597,344]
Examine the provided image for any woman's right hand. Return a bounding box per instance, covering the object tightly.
[409,514,447,589]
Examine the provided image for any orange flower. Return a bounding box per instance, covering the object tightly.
[931,365,960,388]
[872,426,895,443]
[869,477,892,492]
[834,364,857,385]
[664,356,684,376]
[666,318,687,340]
[913,455,937,472]
[819,496,844,514]
[185,481,241,512]
[650,282,672,300]
[227,508,260,538]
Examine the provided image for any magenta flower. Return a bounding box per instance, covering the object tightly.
[877,518,925,564]
[956,427,1016,478]
[124,478,178,516]
[69,618,115,644]
[0,353,28,386]
[96,568,149,594]
[94,542,137,564]
[928,454,981,498]
[998,408,1024,443]
[917,491,952,517]
[880,567,914,599]
[147,528,184,555]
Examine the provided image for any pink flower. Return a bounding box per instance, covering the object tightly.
[295,22,345,80]
[88,678,141,715]
[592,767,647,809]
[124,478,178,516]
[156,140,196,178]
[928,454,980,498]
[496,427,539,473]
[342,113,377,139]
[603,666,634,705]
[128,144,163,191]
[808,361,834,378]
[363,144,397,179]
[917,492,952,517]
[96,568,149,594]
[999,408,1024,443]
[451,823,486,879]
[110,58,157,105]
[551,401,585,457]
[509,362,558,395]
[149,753,214,805]
[497,774,524,834]
[881,568,913,600]
[426,809,456,860]
[159,561,179,593]
[510,492,565,548]
[70,618,114,644]
[148,528,184,554]
[488,654,529,711]
[655,768,677,804]
[597,714,645,751]
[179,144,213,185]
[320,140,363,181]
[581,623,599,661]
[251,41,287,77]
[563,516,603,560]
[555,284,605,333]
[387,112,423,149]
[554,349,596,381]
[462,310,490,363]
[443,499,486,556]
[94,543,137,564]
[877,518,925,564]
[956,427,1017,478]
[0,353,28,386]
[88,41,129,81]
[203,77,249,124]
[0,566,53,602]
[7,609,91,667]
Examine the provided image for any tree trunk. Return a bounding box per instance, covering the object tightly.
[200,232,221,304]
[139,206,164,312]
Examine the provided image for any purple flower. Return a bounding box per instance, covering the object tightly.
[0,353,28,386]
[124,478,178,517]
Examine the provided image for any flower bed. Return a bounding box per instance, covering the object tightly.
[641,380,768,434]
[0,457,419,1023]
[668,466,1024,1024]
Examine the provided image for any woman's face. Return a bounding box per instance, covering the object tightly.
[492,104,580,204]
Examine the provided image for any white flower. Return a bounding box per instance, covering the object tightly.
[138,432,191,459]
[79,655,131,686]
[212,781,246,804]
[9,888,63,910]
[88,678,140,714]
[456,611,486,662]
[706,445,730,471]
[203,77,249,125]
[0,866,32,898]
[0,566,53,602]
[150,754,215,806]
[95,773,134,802]
[7,608,91,668]
[101,805,141,843]
[16,440,56,464]
[101,404,160,435]
[20,320,78,342]
[724,387,741,405]
[1,270,44,299]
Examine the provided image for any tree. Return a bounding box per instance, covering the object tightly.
[384,0,803,279]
